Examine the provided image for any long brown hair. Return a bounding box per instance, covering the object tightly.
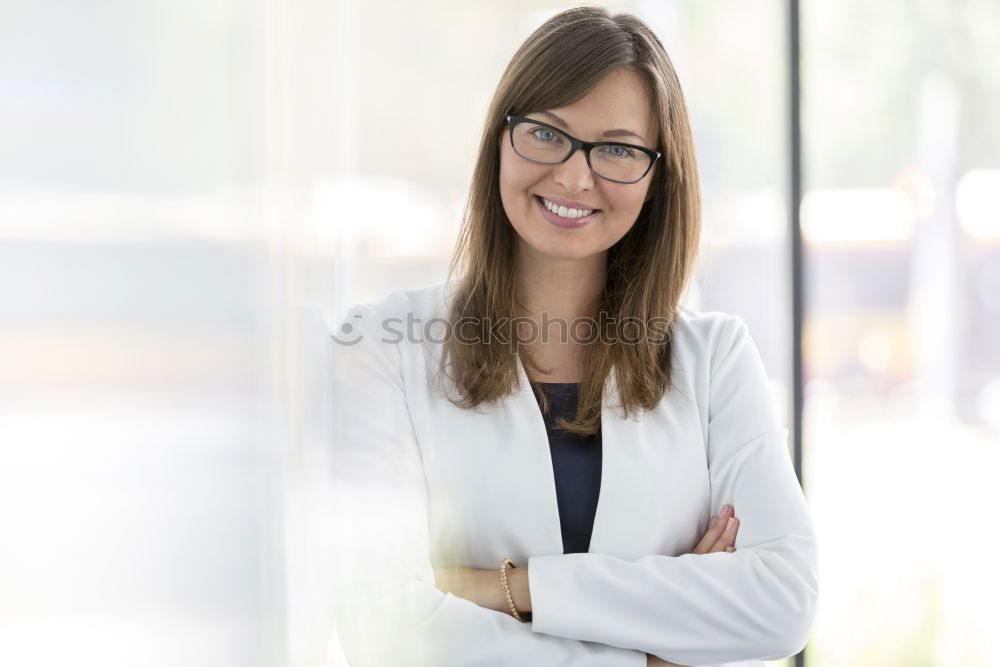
[439,6,702,436]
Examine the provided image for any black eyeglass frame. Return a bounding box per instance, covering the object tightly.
[505,114,662,184]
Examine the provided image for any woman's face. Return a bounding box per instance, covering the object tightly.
[498,67,659,263]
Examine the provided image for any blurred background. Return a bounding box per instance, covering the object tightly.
[1,0,998,666]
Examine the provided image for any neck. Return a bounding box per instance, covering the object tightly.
[514,244,606,321]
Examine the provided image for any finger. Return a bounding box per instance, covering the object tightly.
[691,517,714,554]
[708,516,736,552]
[692,515,722,554]
[692,505,732,554]
[711,516,740,552]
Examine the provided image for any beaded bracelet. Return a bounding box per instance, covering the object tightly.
[499,557,531,623]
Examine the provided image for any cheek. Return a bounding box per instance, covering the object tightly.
[498,155,536,228]
[498,153,516,189]
[600,191,648,240]
[498,156,520,206]
[605,188,647,219]
[500,151,537,193]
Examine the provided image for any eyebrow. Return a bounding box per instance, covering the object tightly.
[535,110,649,145]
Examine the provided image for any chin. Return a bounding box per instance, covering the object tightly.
[521,235,603,262]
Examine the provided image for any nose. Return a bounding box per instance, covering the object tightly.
[552,146,595,193]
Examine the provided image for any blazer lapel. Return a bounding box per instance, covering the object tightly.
[510,355,623,557]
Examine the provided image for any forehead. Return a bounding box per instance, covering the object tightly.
[539,68,656,145]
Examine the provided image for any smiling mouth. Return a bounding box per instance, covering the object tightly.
[533,195,602,218]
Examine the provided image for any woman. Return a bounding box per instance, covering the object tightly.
[330,7,818,667]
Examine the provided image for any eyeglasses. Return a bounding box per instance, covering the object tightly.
[506,114,661,184]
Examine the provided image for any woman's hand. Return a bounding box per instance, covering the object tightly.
[646,507,740,667]
[434,565,531,616]
[690,503,740,555]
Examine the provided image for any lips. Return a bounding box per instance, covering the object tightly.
[534,194,601,213]
[533,195,601,228]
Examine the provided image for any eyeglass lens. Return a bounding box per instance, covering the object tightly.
[511,120,652,183]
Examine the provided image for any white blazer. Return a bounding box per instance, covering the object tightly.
[329,279,819,667]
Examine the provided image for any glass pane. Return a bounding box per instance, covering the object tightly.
[668,1,795,662]
[0,2,284,666]
[802,0,1000,665]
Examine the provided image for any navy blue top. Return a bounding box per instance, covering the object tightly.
[531,382,602,554]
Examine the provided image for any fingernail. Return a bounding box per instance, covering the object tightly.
[723,505,732,515]
[726,517,735,531]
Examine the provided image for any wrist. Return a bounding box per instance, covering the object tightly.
[509,565,532,613]
[499,558,532,621]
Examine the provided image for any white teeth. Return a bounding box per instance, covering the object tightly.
[541,197,594,219]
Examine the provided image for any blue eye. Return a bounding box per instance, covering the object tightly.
[600,144,637,160]
[530,128,560,143]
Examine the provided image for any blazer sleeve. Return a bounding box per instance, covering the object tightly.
[329,303,647,667]
[526,314,820,666]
